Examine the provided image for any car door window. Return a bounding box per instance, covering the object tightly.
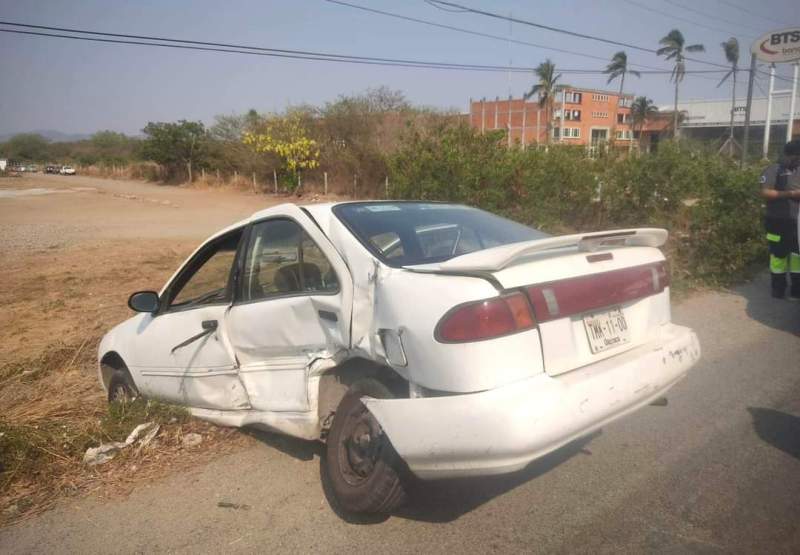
[168,230,242,309]
[240,219,339,302]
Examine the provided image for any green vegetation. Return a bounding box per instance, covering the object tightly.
[388,122,764,288]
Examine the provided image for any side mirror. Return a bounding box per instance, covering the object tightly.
[128,291,160,313]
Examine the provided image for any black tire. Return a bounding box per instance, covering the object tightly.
[107,367,139,404]
[322,378,408,515]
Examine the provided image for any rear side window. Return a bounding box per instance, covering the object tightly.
[334,202,548,266]
[240,219,339,302]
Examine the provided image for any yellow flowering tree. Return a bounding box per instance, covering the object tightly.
[243,113,319,192]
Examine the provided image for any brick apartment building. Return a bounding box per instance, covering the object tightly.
[469,87,636,147]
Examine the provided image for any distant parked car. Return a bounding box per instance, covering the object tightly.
[98,201,701,514]
[60,166,76,175]
[26,164,39,173]
[44,165,59,174]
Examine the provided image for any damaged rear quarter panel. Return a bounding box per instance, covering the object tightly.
[371,270,546,392]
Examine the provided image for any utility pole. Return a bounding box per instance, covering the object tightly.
[521,102,527,150]
[787,63,799,143]
[507,94,513,148]
[762,64,776,159]
[481,98,486,134]
[742,54,757,168]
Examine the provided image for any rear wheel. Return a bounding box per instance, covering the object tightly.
[322,378,408,514]
[107,367,139,404]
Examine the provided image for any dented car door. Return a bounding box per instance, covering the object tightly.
[127,228,251,410]
[225,208,353,412]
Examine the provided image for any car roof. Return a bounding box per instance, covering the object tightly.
[207,200,460,245]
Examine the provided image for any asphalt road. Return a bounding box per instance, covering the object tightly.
[2,174,799,553]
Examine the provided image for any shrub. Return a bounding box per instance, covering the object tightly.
[388,123,765,289]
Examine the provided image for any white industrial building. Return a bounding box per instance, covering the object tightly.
[668,91,799,156]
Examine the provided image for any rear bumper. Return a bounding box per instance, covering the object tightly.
[364,324,700,480]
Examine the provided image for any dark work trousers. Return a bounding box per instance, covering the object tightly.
[765,216,800,298]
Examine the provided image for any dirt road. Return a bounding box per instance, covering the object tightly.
[1,174,799,553]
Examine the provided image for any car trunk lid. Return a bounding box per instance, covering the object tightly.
[407,229,671,376]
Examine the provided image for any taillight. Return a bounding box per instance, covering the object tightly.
[525,261,670,322]
[435,292,536,343]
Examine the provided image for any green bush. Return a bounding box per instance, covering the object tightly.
[388,123,765,289]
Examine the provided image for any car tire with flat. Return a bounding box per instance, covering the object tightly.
[107,367,139,403]
[322,378,408,514]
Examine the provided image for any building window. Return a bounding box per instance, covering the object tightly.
[554,127,580,138]
[618,97,632,107]
[564,109,581,121]
[592,94,609,102]
[592,111,609,119]
[617,113,628,124]
[615,130,632,140]
[564,91,582,104]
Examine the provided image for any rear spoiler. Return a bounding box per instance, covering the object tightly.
[406,228,668,273]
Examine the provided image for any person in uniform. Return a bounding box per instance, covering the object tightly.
[760,139,800,299]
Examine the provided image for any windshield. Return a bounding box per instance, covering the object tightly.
[334,202,548,267]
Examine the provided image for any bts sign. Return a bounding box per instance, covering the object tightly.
[752,28,800,63]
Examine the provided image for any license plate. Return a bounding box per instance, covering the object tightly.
[583,307,630,354]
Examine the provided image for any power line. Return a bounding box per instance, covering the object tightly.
[663,0,762,35]
[325,0,643,68]
[423,0,470,13]
[325,0,731,83]
[0,20,729,79]
[0,25,543,73]
[622,0,754,40]
[425,0,730,69]
[0,29,544,73]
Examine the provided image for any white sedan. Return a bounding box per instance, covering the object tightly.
[98,201,700,514]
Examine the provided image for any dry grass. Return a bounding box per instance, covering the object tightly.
[0,241,254,527]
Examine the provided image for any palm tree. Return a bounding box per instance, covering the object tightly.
[630,96,658,152]
[604,51,641,146]
[524,59,561,144]
[657,29,704,137]
[718,37,739,154]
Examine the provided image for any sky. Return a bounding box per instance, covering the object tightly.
[0,0,798,136]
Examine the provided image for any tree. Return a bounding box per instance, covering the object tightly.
[524,60,561,144]
[243,112,319,192]
[630,96,658,152]
[141,120,208,181]
[89,131,138,164]
[208,112,265,174]
[604,51,641,145]
[718,37,740,154]
[1,133,50,161]
[657,29,704,138]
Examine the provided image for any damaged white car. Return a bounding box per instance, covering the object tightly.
[98,201,700,514]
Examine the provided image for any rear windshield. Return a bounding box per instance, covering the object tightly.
[333,202,548,266]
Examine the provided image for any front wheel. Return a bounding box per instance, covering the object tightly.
[322,378,408,514]
[107,367,139,403]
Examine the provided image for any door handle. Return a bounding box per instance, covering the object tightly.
[318,310,338,322]
[171,321,218,354]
